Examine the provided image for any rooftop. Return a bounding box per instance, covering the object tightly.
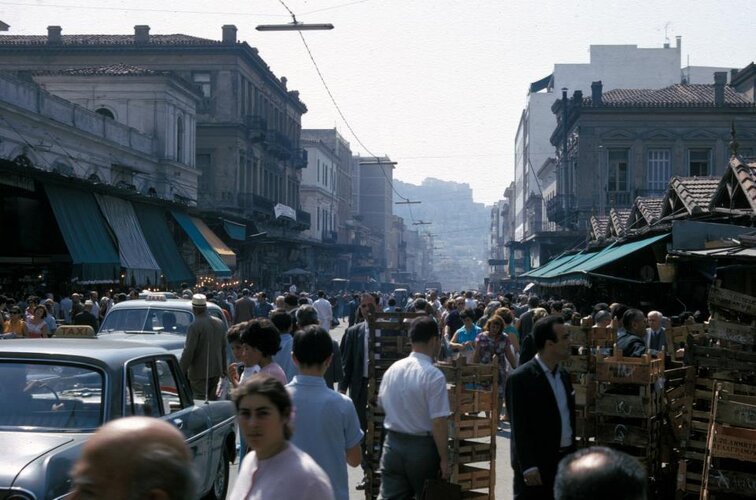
[36,63,160,76]
[587,84,754,107]
[663,176,720,216]
[0,34,219,46]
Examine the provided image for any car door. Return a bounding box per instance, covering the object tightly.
[125,357,212,491]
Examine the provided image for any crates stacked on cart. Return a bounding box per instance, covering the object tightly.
[364,311,424,500]
[594,349,666,489]
[564,325,616,447]
[700,383,756,499]
[436,357,498,500]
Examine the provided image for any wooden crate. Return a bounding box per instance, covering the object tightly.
[563,352,595,375]
[707,318,756,348]
[688,345,756,375]
[449,388,495,414]
[708,286,756,317]
[596,351,665,385]
[451,464,493,492]
[595,391,662,419]
[449,439,494,465]
[595,418,661,449]
[450,414,496,440]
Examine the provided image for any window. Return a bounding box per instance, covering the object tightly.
[95,107,114,119]
[607,149,628,192]
[126,362,159,417]
[688,149,710,176]
[155,359,185,415]
[647,149,671,193]
[192,72,211,98]
[176,116,184,163]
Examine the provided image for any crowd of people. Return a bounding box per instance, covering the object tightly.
[3,282,691,499]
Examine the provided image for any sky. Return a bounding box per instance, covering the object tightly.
[2,0,754,205]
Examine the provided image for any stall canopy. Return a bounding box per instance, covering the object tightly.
[170,211,232,277]
[133,204,194,285]
[522,233,669,286]
[44,185,120,284]
[95,194,161,286]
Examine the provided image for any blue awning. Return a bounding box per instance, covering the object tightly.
[133,204,194,285]
[223,219,246,241]
[171,210,232,277]
[44,184,120,284]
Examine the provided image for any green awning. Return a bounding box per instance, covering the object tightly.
[44,184,120,284]
[223,219,246,241]
[133,204,194,285]
[521,253,576,278]
[171,210,232,278]
[567,233,668,274]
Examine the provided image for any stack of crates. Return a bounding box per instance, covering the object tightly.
[436,357,498,499]
[364,311,422,500]
[594,349,666,489]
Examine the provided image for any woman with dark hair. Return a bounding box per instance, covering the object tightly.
[450,309,482,363]
[229,375,334,500]
[26,305,49,338]
[240,319,287,385]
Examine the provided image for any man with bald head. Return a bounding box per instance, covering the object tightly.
[554,446,646,500]
[69,416,194,500]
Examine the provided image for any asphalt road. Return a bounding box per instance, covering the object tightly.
[229,320,514,499]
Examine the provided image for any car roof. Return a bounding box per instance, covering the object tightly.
[108,298,223,311]
[0,339,171,366]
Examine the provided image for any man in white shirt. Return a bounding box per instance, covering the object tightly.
[506,315,575,500]
[312,290,333,331]
[378,316,451,499]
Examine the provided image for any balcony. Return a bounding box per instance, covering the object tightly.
[237,193,275,217]
[296,209,311,229]
[243,114,267,143]
[322,230,337,243]
[546,194,576,225]
[605,191,633,207]
[291,148,308,169]
[264,130,293,160]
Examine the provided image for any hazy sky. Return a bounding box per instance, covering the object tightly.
[3,0,753,205]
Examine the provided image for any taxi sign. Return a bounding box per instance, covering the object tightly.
[54,325,96,338]
[145,294,167,302]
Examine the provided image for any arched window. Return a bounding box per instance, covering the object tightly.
[176,116,184,163]
[95,108,115,119]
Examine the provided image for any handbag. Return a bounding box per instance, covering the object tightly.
[421,479,462,500]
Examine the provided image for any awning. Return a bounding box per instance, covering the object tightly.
[193,217,236,268]
[133,204,194,285]
[223,219,246,241]
[95,194,161,286]
[523,233,669,286]
[44,185,120,284]
[170,211,232,277]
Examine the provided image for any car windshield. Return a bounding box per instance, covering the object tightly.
[0,361,104,431]
[100,308,194,335]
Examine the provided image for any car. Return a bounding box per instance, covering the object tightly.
[0,339,236,500]
[97,297,230,354]
[137,291,178,300]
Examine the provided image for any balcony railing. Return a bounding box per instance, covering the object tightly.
[244,115,267,143]
[237,193,275,216]
[291,148,308,169]
[546,194,576,225]
[296,209,311,229]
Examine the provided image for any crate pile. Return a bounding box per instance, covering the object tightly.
[594,349,666,489]
[700,383,756,499]
[364,311,422,499]
[676,286,756,499]
[436,357,498,499]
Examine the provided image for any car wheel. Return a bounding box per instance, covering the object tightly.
[203,448,229,500]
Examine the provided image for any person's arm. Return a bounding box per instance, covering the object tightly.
[473,340,482,363]
[449,330,463,350]
[505,345,518,369]
[431,417,450,479]
[338,329,353,394]
[41,324,49,338]
[508,330,520,354]
[180,326,197,373]
[346,444,361,467]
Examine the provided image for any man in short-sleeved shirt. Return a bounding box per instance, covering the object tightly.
[288,324,363,500]
[378,316,451,499]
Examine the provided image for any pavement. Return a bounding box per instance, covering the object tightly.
[229,319,514,499]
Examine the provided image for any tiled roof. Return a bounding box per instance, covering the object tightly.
[585,84,754,107]
[590,215,609,240]
[634,196,663,224]
[609,208,631,237]
[711,156,756,213]
[0,34,220,46]
[37,63,158,76]
[662,176,719,216]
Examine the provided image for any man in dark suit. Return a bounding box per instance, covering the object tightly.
[339,292,377,490]
[506,315,575,500]
[617,309,648,358]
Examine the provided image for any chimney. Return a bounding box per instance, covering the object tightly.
[222,25,237,45]
[591,81,603,106]
[573,90,583,106]
[134,25,150,44]
[47,26,62,44]
[714,71,727,106]
[676,36,681,50]
[731,68,739,82]
[280,76,287,89]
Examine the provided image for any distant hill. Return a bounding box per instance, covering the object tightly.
[394,178,489,291]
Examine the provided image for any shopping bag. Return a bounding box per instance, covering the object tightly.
[421,479,462,500]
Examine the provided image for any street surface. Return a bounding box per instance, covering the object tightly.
[229,320,514,499]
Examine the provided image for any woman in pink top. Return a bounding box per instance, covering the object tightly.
[26,305,50,339]
[240,319,288,385]
[229,375,333,500]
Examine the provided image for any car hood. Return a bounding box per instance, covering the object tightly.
[0,432,78,484]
